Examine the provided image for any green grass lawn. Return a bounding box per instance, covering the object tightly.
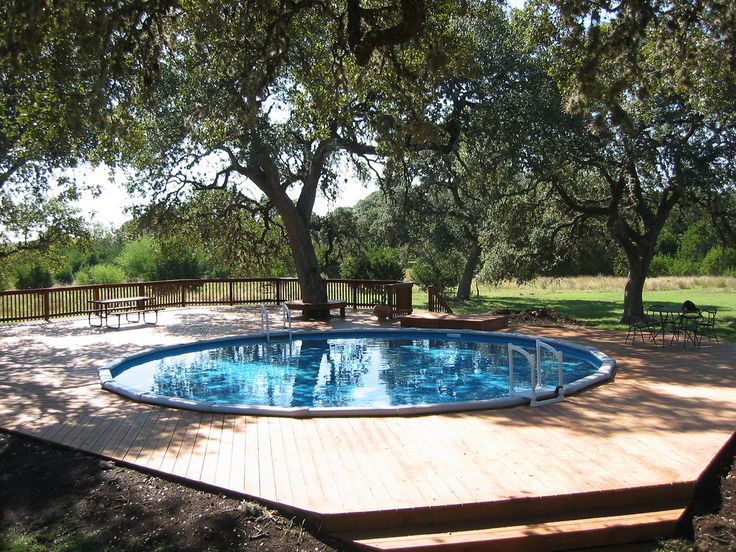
[411,276,736,342]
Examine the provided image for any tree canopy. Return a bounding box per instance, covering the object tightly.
[1,0,734,320]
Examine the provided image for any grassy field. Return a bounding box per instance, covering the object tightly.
[412,276,736,342]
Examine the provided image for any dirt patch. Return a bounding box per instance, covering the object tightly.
[0,430,337,551]
[491,307,582,328]
[689,457,736,551]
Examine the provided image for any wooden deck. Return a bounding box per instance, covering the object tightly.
[1,306,735,548]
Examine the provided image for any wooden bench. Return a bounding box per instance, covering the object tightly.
[400,312,509,331]
[284,300,347,319]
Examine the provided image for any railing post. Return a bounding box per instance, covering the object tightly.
[136,289,145,310]
[181,283,187,307]
[276,278,282,304]
[404,282,413,314]
[92,286,100,302]
[229,280,234,306]
[43,289,50,321]
[352,282,357,309]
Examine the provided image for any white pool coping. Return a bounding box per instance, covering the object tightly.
[98,328,616,417]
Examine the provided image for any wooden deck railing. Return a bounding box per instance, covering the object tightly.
[427,285,453,314]
[386,282,414,316]
[0,278,413,323]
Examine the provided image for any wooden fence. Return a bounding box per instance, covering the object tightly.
[0,278,413,323]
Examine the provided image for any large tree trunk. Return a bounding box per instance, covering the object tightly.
[622,263,647,323]
[281,210,327,303]
[245,136,330,305]
[456,241,481,300]
[616,231,655,323]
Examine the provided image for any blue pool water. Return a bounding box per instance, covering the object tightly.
[110,330,601,409]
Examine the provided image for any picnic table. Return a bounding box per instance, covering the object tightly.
[87,296,163,329]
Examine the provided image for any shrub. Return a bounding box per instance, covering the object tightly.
[648,254,673,277]
[74,263,126,285]
[152,240,204,280]
[668,256,697,276]
[678,220,716,262]
[411,254,463,294]
[54,268,75,284]
[117,235,159,280]
[341,245,404,281]
[15,264,54,289]
[700,246,736,276]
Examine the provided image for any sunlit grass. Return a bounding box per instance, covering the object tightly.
[486,275,736,292]
[411,276,736,342]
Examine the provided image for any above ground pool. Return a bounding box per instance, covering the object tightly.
[98,329,616,416]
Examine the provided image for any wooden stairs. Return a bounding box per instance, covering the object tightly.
[327,483,693,552]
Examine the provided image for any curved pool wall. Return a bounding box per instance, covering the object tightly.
[97,328,616,417]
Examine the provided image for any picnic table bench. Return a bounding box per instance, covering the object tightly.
[87,296,163,329]
[283,299,347,319]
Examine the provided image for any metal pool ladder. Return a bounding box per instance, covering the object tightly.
[508,341,565,407]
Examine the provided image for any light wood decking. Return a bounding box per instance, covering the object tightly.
[1,307,735,548]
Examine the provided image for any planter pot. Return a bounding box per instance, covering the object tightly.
[373,304,392,320]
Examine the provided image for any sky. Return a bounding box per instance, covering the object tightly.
[74,164,378,228]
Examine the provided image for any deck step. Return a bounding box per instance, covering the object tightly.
[337,507,684,552]
[319,483,694,533]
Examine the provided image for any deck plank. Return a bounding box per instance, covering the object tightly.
[98,408,140,459]
[82,409,125,455]
[156,409,192,474]
[370,417,436,508]
[268,416,293,503]
[300,417,344,511]
[279,418,312,508]
[109,406,154,461]
[143,409,182,471]
[228,415,247,492]
[243,416,261,496]
[172,412,203,479]
[124,406,164,464]
[215,415,236,490]
[256,416,276,501]
[188,414,216,483]
[201,414,224,486]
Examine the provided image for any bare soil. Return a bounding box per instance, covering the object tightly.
[687,451,736,551]
[0,430,338,551]
[492,307,582,328]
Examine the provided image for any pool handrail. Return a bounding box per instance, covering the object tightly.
[532,340,565,407]
[282,303,292,339]
[259,303,270,341]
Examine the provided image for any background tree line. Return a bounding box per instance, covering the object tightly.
[3,187,734,293]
